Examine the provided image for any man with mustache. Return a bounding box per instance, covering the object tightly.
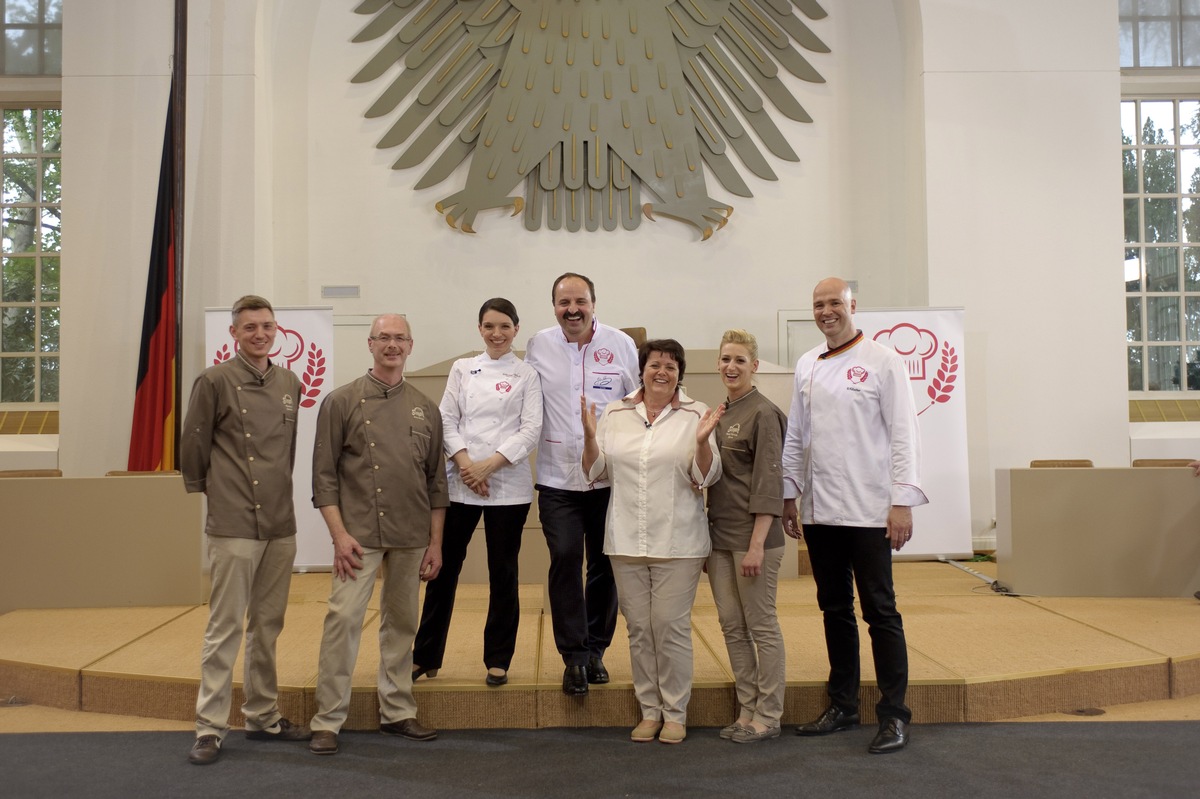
[307,314,448,755]
[181,294,311,765]
[524,273,639,695]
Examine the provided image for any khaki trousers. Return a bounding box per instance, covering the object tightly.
[311,546,424,733]
[196,534,296,739]
[611,556,705,725]
[706,546,786,726]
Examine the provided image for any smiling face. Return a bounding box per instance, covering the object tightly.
[478,309,517,358]
[368,314,413,378]
[230,308,277,370]
[718,342,758,400]
[552,276,595,343]
[642,351,680,402]
[812,278,857,348]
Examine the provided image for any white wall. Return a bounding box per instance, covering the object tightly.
[59,0,1130,545]
[61,1,172,478]
[919,0,1128,534]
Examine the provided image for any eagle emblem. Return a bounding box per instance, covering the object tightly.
[351,0,829,240]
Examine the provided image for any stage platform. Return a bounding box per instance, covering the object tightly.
[2,562,1198,731]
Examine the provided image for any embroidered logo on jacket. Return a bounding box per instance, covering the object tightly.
[593,348,614,365]
[411,407,425,420]
[724,423,741,439]
[282,394,295,411]
[846,366,869,384]
[495,381,512,393]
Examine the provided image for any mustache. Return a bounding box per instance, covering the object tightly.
[562,311,585,320]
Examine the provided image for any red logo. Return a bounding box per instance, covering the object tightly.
[917,343,957,416]
[847,366,868,384]
[872,323,959,417]
[873,324,938,380]
[593,348,614,365]
[211,327,326,409]
[495,381,512,393]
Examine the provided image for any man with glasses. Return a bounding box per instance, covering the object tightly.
[307,314,449,755]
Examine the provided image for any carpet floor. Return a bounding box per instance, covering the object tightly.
[2,722,1194,799]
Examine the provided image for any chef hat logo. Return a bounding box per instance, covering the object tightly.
[873,324,938,380]
[268,325,307,369]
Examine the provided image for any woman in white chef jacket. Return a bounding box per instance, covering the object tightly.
[412,298,542,686]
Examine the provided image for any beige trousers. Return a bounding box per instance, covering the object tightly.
[310,546,424,733]
[195,534,296,739]
[611,556,705,725]
[706,546,787,727]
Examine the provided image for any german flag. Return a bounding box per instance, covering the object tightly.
[127,94,179,471]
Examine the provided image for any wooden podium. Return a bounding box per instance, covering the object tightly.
[996,467,1200,597]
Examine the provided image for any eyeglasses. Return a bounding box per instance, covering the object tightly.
[370,334,412,344]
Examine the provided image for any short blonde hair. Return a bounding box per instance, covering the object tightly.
[231,295,273,323]
[719,329,758,361]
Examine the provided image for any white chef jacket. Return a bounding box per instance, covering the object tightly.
[586,387,722,558]
[781,333,928,527]
[524,317,639,491]
[440,351,542,506]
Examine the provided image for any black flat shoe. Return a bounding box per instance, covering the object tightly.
[412,665,439,681]
[485,668,508,687]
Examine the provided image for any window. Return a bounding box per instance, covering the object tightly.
[0,0,61,76]
[1121,3,1200,393]
[0,106,58,403]
[1121,0,1200,68]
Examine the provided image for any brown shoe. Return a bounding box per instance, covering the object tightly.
[245,717,312,741]
[379,718,437,741]
[309,730,339,755]
[188,735,221,765]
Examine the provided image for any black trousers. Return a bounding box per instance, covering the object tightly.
[804,524,911,723]
[536,485,617,667]
[413,501,530,671]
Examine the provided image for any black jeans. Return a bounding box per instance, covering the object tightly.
[804,524,911,723]
[536,485,617,667]
[413,501,530,671]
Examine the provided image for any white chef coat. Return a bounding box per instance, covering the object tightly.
[524,317,639,491]
[586,387,722,558]
[440,351,542,506]
[781,334,928,527]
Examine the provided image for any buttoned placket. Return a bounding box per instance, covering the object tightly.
[360,396,388,527]
[235,383,267,520]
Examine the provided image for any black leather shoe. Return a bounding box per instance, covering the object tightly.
[380,718,438,741]
[795,705,860,736]
[187,735,221,765]
[562,665,588,695]
[586,657,610,685]
[485,668,508,687]
[868,717,908,754]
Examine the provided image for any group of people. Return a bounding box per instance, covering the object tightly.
[180,273,927,765]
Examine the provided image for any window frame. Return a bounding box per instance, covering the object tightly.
[1122,72,1200,396]
[0,101,59,408]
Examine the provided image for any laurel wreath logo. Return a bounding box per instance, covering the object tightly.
[300,345,326,408]
[213,344,232,365]
[918,343,957,416]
